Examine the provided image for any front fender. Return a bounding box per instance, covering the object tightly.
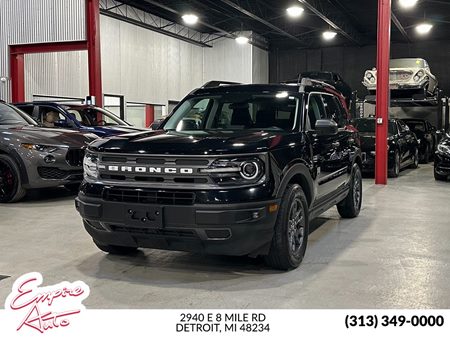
[275,161,315,207]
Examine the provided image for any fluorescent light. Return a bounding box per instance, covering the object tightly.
[235,36,249,44]
[182,14,198,25]
[399,0,418,8]
[286,6,304,18]
[322,31,337,40]
[416,23,433,34]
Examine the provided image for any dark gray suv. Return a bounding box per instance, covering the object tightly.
[0,102,98,202]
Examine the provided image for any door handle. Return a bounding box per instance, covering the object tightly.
[332,141,340,149]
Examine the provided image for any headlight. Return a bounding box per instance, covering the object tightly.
[370,77,376,83]
[21,143,59,152]
[437,143,450,155]
[200,157,265,186]
[417,70,424,77]
[83,152,99,179]
[365,72,374,80]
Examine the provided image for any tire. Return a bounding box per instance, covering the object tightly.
[410,148,419,169]
[94,240,138,255]
[337,164,362,218]
[0,154,26,203]
[421,145,430,164]
[434,170,447,181]
[264,184,309,270]
[388,150,400,178]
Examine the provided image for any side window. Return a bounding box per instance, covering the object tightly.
[40,107,66,127]
[307,94,326,129]
[322,94,346,127]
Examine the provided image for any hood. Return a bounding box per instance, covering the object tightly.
[88,125,148,137]
[89,129,297,155]
[1,125,98,147]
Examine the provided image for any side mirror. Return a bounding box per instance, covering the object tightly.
[315,119,338,136]
[150,121,162,130]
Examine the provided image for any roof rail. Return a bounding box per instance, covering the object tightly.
[201,81,241,88]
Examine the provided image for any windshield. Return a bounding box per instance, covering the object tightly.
[164,93,300,133]
[404,120,425,132]
[0,103,36,126]
[353,119,396,135]
[390,58,424,68]
[65,106,127,127]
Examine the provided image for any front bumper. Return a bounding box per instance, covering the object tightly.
[435,152,450,177]
[20,147,84,189]
[361,151,394,172]
[75,194,281,257]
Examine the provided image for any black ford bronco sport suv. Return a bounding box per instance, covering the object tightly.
[75,79,363,270]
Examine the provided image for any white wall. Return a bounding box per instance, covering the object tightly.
[2,1,269,111]
[0,0,86,101]
[25,51,89,101]
[100,15,204,105]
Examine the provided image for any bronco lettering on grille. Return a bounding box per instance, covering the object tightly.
[99,165,194,174]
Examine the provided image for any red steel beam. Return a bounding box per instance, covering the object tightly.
[10,41,88,55]
[145,104,155,127]
[375,0,392,185]
[86,0,103,107]
[10,52,25,103]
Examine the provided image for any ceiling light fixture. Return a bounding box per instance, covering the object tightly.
[399,0,419,9]
[235,35,249,44]
[182,14,198,25]
[416,23,433,34]
[322,31,337,40]
[286,5,304,18]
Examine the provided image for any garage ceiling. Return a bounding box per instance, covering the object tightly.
[115,0,450,49]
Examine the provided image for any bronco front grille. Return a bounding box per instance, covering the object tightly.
[66,148,85,167]
[103,187,196,205]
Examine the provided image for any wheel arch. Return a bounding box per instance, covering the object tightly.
[276,163,314,208]
[0,147,29,185]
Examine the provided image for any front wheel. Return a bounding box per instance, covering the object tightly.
[264,184,309,270]
[0,154,26,203]
[337,164,362,218]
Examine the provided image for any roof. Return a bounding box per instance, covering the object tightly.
[117,0,450,49]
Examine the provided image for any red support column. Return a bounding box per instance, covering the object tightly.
[145,105,155,127]
[375,0,392,185]
[10,53,25,103]
[86,0,103,107]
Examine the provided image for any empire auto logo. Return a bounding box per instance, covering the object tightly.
[4,272,90,334]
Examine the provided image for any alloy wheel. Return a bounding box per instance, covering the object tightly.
[0,159,15,201]
[288,197,305,257]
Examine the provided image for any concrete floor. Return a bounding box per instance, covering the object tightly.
[1,163,449,309]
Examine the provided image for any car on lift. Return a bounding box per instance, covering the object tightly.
[353,117,419,177]
[75,79,363,270]
[14,102,146,137]
[300,71,352,106]
[402,118,438,163]
[434,134,450,181]
[0,101,98,203]
[363,58,438,98]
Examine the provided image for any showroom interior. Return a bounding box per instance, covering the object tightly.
[0,0,450,309]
